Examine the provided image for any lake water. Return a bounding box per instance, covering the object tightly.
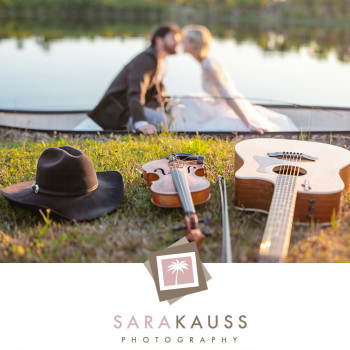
[1,35,350,111]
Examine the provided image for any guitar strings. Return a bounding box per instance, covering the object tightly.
[268,151,292,259]
[276,152,302,260]
[273,152,294,258]
[260,151,288,259]
[272,152,302,260]
[280,152,302,259]
[262,150,302,261]
[270,151,293,259]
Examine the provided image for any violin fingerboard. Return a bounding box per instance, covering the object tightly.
[170,168,196,214]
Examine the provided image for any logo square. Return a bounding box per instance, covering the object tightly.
[146,240,210,302]
[157,252,199,291]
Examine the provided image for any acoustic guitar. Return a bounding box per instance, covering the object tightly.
[234,138,350,263]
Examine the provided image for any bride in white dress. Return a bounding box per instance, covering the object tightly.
[170,25,298,133]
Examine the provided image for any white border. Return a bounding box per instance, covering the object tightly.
[0,264,349,349]
[156,252,199,291]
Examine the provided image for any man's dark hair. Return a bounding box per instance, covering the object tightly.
[151,23,181,47]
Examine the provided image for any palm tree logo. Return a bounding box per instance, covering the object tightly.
[168,259,189,285]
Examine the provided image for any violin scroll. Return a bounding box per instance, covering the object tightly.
[185,213,205,246]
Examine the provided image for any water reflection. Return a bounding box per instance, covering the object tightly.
[1,35,349,110]
[1,13,350,111]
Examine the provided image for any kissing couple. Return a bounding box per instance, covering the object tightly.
[87,23,298,134]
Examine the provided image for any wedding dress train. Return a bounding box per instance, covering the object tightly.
[171,57,298,132]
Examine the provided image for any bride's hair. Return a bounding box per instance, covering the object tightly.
[182,25,213,59]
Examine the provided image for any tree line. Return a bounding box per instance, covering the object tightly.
[1,16,349,63]
[0,0,349,19]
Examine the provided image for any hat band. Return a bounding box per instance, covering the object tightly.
[31,182,99,196]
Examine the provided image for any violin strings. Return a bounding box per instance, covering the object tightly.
[171,167,195,214]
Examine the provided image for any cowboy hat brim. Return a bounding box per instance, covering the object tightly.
[1,171,124,221]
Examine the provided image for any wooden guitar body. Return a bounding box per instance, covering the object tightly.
[234,138,350,224]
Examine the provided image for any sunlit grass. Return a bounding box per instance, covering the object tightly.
[0,130,350,263]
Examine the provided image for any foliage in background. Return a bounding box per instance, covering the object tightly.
[1,0,350,19]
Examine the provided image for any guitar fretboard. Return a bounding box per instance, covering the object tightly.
[259,173,299,262]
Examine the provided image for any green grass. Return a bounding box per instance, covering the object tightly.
[1,130,350,263]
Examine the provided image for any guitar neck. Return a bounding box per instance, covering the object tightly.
[259,174,299,263]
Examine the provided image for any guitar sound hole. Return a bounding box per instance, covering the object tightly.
[272,166,307,176]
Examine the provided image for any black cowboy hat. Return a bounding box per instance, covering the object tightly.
[1,146,124,221]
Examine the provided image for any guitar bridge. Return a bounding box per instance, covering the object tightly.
[268,152,317,162]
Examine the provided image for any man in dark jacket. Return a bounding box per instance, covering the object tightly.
[88,23,181,135]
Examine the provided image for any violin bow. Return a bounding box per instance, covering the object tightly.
[219,176,232,263]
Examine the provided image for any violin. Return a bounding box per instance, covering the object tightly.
[142,153,210,245]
